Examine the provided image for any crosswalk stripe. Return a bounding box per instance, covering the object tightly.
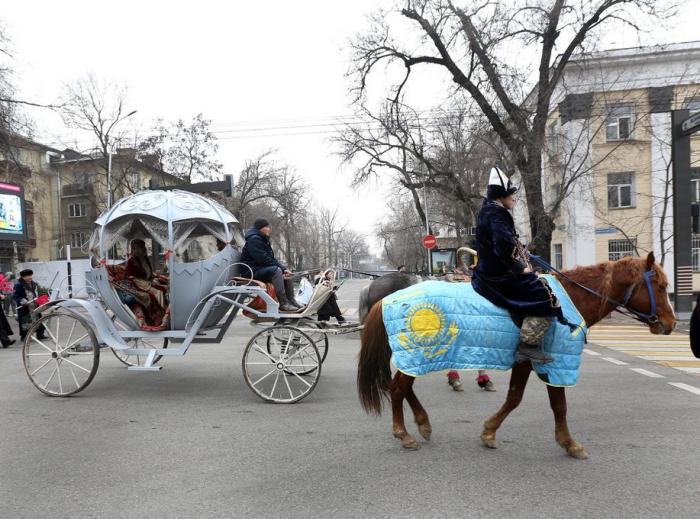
[629,368,665,378]
[587,324,699,378]
[602,357,628,365]
[676,367,700,374]
[668,382,700,396]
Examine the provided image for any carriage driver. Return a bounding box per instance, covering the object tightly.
[471,167,564,364]
[240,218,301,312]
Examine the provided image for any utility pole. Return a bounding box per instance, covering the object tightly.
[423,182,432,275]
[105,109,138,208]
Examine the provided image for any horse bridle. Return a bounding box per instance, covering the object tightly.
[529,254,659,326]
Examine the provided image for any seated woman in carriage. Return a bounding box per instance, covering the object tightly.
[106,239,169,330]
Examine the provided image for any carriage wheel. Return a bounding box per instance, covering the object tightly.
[110,316,167,367]
[268,318,328,374]
[22,311,99,397]
[112,338,168,367]
[243,325,321,403]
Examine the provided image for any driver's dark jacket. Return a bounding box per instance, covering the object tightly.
[240,228,285,273]
[471,199,563,320]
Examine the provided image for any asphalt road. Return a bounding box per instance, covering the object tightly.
[1,279,699,518]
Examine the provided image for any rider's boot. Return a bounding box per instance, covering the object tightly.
[272,272,298,312]
[515,316,553,364]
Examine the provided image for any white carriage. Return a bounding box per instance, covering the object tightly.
[22,189,351,403]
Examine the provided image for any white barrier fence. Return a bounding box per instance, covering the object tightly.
[17,259,94,298]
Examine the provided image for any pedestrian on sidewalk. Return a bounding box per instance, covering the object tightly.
[0,290,15,348]
[13,269,46,342]
[0,272,16,317]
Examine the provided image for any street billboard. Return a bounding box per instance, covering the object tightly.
[0,182,27,241]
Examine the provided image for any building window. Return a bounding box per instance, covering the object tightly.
[608,239,637,261]
[606,105,634,141]
[553,244,563,270]
[686,97,700,114]
[70,232,88,249]
[607,172,635,209]
[68,203,87,217]
[691,169,700,204]
[546,121,560,155]
[693,235,700,272]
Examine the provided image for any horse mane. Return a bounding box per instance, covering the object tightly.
[557,256,667,319]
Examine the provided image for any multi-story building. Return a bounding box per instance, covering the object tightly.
[522,41,700,291]
[0,132,62,270]
[52,148,180,259]
[0,132,180,268]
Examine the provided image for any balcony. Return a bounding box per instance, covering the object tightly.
[62,183,93,197]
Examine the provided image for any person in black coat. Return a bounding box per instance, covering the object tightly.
[13,269,46,341]
[0,290,15,347]
[471,167,562,363]
[240,218,300,312]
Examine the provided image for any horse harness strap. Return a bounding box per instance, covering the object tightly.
[529,255,659,326]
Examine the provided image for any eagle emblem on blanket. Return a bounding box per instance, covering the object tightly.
[398,302,458,359]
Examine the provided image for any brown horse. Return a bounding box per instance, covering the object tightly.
[357,253,677,459]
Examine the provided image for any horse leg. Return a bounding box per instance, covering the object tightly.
[390,372,420,450]
[404,377,432,441]
[481,361,532,449]
[546,386,589,459]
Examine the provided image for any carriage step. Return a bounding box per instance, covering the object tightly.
[127,365,163,372]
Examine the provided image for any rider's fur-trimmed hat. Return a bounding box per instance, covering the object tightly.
[19,269,33,277]
[486,166,517,200]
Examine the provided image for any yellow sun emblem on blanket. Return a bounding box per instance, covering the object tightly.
[398,302,458,359]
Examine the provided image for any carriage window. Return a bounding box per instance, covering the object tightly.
[607,173,635,209]
[608,239,637,261]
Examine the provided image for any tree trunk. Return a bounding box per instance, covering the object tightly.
[519,154,554,262]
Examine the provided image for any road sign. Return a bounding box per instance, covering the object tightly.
[422,234,437,249]
[682,111,700,136]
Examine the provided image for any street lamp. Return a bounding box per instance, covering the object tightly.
[106,109,138,208]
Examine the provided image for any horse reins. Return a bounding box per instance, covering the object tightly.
[529,254,659,326]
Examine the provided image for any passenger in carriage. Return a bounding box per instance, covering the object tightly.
[240,218,300,312]
[471,166,564,364]
[125,239,169,328]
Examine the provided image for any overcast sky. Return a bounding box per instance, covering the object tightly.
[3,0,699,253]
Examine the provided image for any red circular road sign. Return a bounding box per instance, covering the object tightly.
[422,234,437,249]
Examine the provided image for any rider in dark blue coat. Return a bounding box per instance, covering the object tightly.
[240,218,300,312]
[471,167,562,363]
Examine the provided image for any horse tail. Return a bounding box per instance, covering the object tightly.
[357,300,392,416]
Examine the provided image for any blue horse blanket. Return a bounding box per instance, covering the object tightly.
[382,276,587,387]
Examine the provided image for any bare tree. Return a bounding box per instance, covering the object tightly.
[318,206,345,266]
[141,114,223,184]
[351,0,674,259]
[229,150,279,228]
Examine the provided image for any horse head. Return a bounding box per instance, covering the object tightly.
[612,252,676,335]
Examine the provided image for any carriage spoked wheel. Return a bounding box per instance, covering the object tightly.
[110,316,167,367]
[243,325,321,403]
[22,311,99,397]
[268,318,328,373]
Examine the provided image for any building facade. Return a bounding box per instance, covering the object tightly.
[0,134,179,269]
[529,42,700,292]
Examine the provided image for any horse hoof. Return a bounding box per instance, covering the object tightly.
[403,441,421,450]
[418,423,432,441]
[480,434,497,449]
[568,446,589,460]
